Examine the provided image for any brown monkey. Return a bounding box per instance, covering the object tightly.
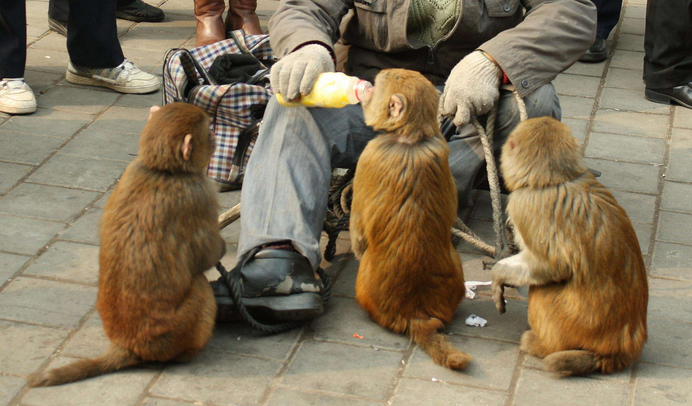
[28,103,225,387]
[351,69,471,370]
[492,117,648,375]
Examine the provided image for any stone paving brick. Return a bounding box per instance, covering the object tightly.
[22,356,158,406]
[266,388,381,406]
[59,128,139,163]
[560,95,594,120]
[23,69,63,94]
[89,106,150,135]
[651,242,692,281]
[27,154,127,192]
[311,297,410,351]
[208,323,301,361]
[25,47,71,75]
[151,349,280,406]
[671,128,692,154]
[283,340,402,400]
[455,219,495,255]
[0,277,96,328]
[661,181,692,214]
[563,61,606,78]
[118,47,167,74]
[563,118,588,143]
[141,398,199,406]
[0,375,25,406]
[0,215,65,255]
[220,217,241,244]
[404,336,519,391]
[593,109,668,138]
[624,4,646,18]
[585,132,665,164]
[599,88,670,115]
[0,252,29,282]
[23,241,99,285]
[37,86,120,115]
[448,297,528,343]
[553,74,601,98]
[390,378,507,406]
[332,257,357,298]
[610,50,645,70]
[615,33,645,52]
[59,207,102,245]
[218,190,242,209]
[657,211,692,245]
[620,18,646,36]
[633,222,653,255]
[115,92,163,109]
[640,316,692,369]
[647,278,692,324]
[0,319,70,375]
[605,67,646,90]
[0,183,99,222]
[61,313,108,359]
[514,369,628,406]
[610,191,656,224]
[93,190,112,208]
[0,130,64,165]
[584,158,660,194]
[0,162,32,195]
[674,107,692,129]
[666,153,692,183]
[1,108,92,139]
[634,363,692,406]
[119,26,193,52]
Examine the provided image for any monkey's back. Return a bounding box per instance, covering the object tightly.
[509,174,648,357]
[353,134,465,329]
[97,161,220,357]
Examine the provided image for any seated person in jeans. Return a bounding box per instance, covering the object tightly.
[212,0,597,323]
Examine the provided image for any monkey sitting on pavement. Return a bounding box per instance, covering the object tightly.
[351,69,471,370]
[492,117,648,375]
[28,103,225,387]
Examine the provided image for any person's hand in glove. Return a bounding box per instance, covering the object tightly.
[270,44,335,102]
[438,50,504,127]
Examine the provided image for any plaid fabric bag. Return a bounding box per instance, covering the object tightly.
[162,30,275,190]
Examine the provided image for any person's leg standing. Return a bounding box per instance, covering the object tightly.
[643,0,692,108]
[581,0,622,62]
[0,0,37,114]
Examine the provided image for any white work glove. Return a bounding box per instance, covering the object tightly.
[438,51,503,127]
[270,44,335,101]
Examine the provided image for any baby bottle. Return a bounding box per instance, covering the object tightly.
[276,72,372,108]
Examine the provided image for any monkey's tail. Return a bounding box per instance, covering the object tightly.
[27,345,140,387]
[409,318,471,370]
[543,351,630,375]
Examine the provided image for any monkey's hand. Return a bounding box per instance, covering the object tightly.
[491,260,516,315]
[438,51,503,127]
[270,44,335,102]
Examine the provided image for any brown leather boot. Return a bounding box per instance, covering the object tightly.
[195,0,226,47]
[225,0,263,35]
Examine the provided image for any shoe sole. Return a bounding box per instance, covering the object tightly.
[66,70,160,94]
[241,293,324,323]
[579,52,607,63]
[645,89,692,109]
[116,11,165,22]
[0,102,37,115]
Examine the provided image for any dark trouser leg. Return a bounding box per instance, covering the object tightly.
[644,0,692,89]
[117,0,136,7]
[0,0,27,78]
[66,0,125,68]
[48,0,69,21]
[448,83,562,209]
[590,0,622,39]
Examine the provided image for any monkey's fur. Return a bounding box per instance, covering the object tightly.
[351,69,471,370]
[28,103,225,387]
[492,117,648,375]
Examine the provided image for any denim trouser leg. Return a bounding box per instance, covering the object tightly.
[239,83,561,270]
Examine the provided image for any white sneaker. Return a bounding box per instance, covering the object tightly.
[65,59,160,94]
[0,79,38,115]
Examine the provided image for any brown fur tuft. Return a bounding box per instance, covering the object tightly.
[410,319,471,370]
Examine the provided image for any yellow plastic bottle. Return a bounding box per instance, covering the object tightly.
[276,72,372,108]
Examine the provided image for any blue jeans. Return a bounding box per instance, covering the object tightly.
[239,83,561,269]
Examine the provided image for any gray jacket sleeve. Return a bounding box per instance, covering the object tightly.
[268,0,350,59]
[479,0,597,97]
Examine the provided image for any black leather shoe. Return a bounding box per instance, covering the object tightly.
[48,17,67,37]
[116,0,165,22]
[212,247,328,323]
[579,37,608,63]
[645,82,692,109]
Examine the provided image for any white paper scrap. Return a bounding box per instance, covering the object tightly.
[465,314,487,327]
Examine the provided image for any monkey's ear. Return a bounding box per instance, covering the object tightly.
[182,134,193,161]
[148,105,161,121]
[389,94,405,118]
[508,139,516,150]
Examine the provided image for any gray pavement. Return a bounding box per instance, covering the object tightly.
[1,0,692,405]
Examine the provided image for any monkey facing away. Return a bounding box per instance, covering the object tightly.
[351,69,471,370]
[492,117,648,375]
[28,103,225,387]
